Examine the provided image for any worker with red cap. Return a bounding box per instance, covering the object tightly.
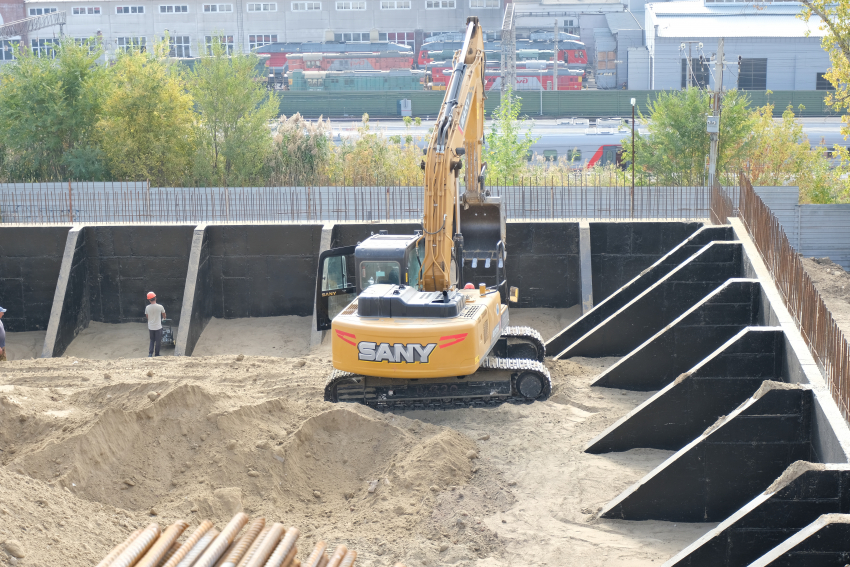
[145,291,166,357]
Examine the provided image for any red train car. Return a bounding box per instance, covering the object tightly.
[418,40,587,69]
[287,52,414,72]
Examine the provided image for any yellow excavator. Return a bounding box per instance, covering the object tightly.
[315,18,549,409]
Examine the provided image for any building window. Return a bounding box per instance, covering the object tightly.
[117,36,146,52]
[816,72,834,91]
[163,35,191,57]
[336,0,365,8]
[334,32,370,42]
[203,3,233,11]
[205,35,234,54]
[116,6,145,13]
[380,0,410,8]
[0,40,15,60]
[680,58,709,89]
[29,7,58,15]
[247,2,277,9]
[249,34,278,49]
[738,58,767,90]
[378,31,414,46]
[426,0,454,7]
[470,0,498,7]
[72,6,101,14]
[160,5,189,12]
[291,1,319,9]
[74,37,101,53]
[31,38,59,58]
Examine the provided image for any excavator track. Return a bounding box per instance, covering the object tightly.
[499,326,546,362]
[323,355,551,410]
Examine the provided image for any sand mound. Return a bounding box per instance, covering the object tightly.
[0,467,142,567]
[9,382,477,533]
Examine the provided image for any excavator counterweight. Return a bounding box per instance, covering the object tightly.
[314,19,550,409]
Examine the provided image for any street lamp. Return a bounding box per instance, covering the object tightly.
[630,97,636,218]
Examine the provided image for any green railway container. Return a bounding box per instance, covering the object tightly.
[278,89,835,119]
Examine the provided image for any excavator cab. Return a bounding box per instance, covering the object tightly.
[315,232,424,331]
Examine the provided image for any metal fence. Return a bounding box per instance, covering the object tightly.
[0,181,711,224]
[732,174,850,421]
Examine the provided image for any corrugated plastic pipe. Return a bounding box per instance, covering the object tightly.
[302,541,326,567]
[220,518,266,567]
[175,527,220,567]
[109,524,161,567]
[162,520,213,567]
[236,525,271,567]
[96,529,142,567]
[193,512,249,567]
[263,527,299,567]
[136,521,190,567]
[242,522,285,567]
[156,541,184,567]
[338,551,357,567]
[325,546,348,567]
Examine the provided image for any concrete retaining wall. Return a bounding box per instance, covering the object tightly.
[590,221,703,303]
[0,227,68,332]
[85,226,196,324]
[208,225,324,318]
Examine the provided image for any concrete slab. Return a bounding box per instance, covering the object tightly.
[175,224,210,357]
[587,327,784,453]
[665,462,850,567]
[579,220,594,314]
[547,225,736,356]
[591,279,761,391]
[555,241,745,359]
[601,382,813,522]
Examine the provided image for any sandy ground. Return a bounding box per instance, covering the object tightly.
[63,322,176,359]
[3,331,45,361]
[802,258,850,337]
[193,316,313,357]
[507,306,582,343]
[0,342,713,567]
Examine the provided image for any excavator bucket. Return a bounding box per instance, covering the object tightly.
[459,196,506,267]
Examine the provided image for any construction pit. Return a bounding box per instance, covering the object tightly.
[2,221,850,567]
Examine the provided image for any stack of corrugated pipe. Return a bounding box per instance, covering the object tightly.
[95,513,407,567]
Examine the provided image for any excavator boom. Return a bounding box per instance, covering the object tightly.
[420,17,492,292]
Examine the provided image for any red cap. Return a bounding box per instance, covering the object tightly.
[464,283,475,289]
[147,292,156,300]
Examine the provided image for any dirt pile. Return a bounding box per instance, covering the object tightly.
[1,347,713,566]
[802,257,850,336]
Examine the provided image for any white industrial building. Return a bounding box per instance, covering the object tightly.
[636,1,830,91]
[6,0,504,57]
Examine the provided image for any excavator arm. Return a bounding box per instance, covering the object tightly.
[419,17,489,292]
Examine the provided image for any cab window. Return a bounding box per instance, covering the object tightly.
[406,239,424,289]
[361,261,401,289]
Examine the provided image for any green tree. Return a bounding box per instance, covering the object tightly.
[800,0,850,136]
[622,88,753,185]
[0,38,108,181]
[96,39,197,186]
[188,37,280,186]
[483,88,539,181]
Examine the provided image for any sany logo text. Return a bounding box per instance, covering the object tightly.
[358,342,437,363]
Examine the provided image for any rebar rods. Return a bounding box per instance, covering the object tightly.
[98,515,367,567]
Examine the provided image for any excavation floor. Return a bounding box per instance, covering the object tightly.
[3,330,45,361]
[0,349,713,567]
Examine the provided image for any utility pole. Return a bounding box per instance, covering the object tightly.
[631,97,635,218]
[553,19,558,92]
[680,40,703,89]
[707,38,723,189]
[688,42,692,88]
